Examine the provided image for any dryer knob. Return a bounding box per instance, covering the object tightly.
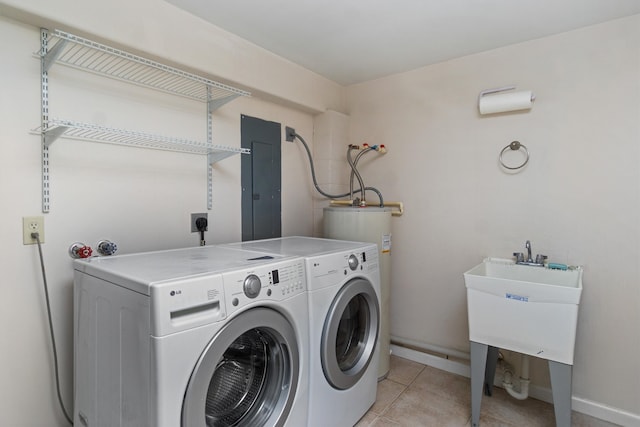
[243,274,262,299]
[348,254,359,271]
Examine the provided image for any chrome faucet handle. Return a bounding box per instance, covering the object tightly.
[535,254,548,264]
[513,252,524,263]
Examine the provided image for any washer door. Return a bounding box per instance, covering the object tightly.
[321,277,380,390]
[182,307,299,427]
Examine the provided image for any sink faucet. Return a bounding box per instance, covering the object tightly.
[514,240,547,266]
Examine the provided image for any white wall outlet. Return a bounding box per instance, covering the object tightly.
[23,216,45,245]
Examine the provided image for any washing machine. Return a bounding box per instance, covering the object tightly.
[221,237,381,427]
[73,245,308,427]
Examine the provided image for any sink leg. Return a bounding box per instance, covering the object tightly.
[470,341,488,427]
[549,360,572,427]
[484,346,499,396]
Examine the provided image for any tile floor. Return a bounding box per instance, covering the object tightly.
[355,355,620,427]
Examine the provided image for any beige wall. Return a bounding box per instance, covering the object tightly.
[0,14,318,426]
[311,110,352,235]
[0,0,345,114]
[347,15,640,416]
[2,1,639,424]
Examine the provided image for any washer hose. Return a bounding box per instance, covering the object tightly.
[349,146,384,206]
[347,145,367,203]
[293,132,383,206]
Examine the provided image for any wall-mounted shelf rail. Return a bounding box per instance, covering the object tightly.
[34,29,251,212]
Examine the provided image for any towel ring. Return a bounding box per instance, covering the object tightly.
[499,141,529,170]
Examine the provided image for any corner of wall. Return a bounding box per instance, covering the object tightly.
[311,110,352,236]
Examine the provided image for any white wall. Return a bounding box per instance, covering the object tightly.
[0,15,317,426]
[347,15,640,417]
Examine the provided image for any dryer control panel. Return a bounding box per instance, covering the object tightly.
[223,259,306,315]
[307,244,379,290]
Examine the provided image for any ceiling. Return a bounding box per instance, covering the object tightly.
[165,0,640,86]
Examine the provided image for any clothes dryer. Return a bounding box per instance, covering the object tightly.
[73,246,308,427]
[221,237,380,427]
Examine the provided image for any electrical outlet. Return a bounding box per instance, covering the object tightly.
[285,126,296,142]
[23,216,45,245]
[191,213,208,232]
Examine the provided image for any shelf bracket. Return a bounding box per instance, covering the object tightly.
[42,38,68,73]
[42,125,69,146]
[207,151,237,165]
[208,94,241,112]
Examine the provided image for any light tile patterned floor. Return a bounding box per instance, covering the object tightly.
[355,355,620,427]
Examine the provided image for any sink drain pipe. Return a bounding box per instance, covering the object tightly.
[503,354,530,400]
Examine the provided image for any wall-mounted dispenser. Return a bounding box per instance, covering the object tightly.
[478,86,535,115]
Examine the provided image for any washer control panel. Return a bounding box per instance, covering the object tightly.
[223,258,306,314]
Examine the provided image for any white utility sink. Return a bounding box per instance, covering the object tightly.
[464,258,583,365]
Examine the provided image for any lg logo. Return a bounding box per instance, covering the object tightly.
[170,290,182,296]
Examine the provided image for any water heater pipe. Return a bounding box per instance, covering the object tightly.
[347,145,368,205]
[290,130,382,203]
[348,144,387,206]
[329,200,404,217]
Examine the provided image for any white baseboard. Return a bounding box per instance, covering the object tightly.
[390,344,640,427]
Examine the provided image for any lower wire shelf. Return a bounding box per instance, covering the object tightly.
[31,119,249,162]
[32,118,249,212]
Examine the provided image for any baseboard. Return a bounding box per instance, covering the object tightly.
[390,344,640,427]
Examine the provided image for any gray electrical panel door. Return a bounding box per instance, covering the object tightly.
[241,115,282,241]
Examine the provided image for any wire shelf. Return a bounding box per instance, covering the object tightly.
[37,29,251,106]
[32,119,249,162]
[35,29,250,212]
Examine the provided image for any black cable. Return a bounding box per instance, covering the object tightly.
[33,232,74,425]
[195,217,207,246]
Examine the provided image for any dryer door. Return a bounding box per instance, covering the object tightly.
[321,277,380,390]
[182,307,299,427]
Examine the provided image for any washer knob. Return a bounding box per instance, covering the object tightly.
[348,254,359,271]
[243,274,261,298]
